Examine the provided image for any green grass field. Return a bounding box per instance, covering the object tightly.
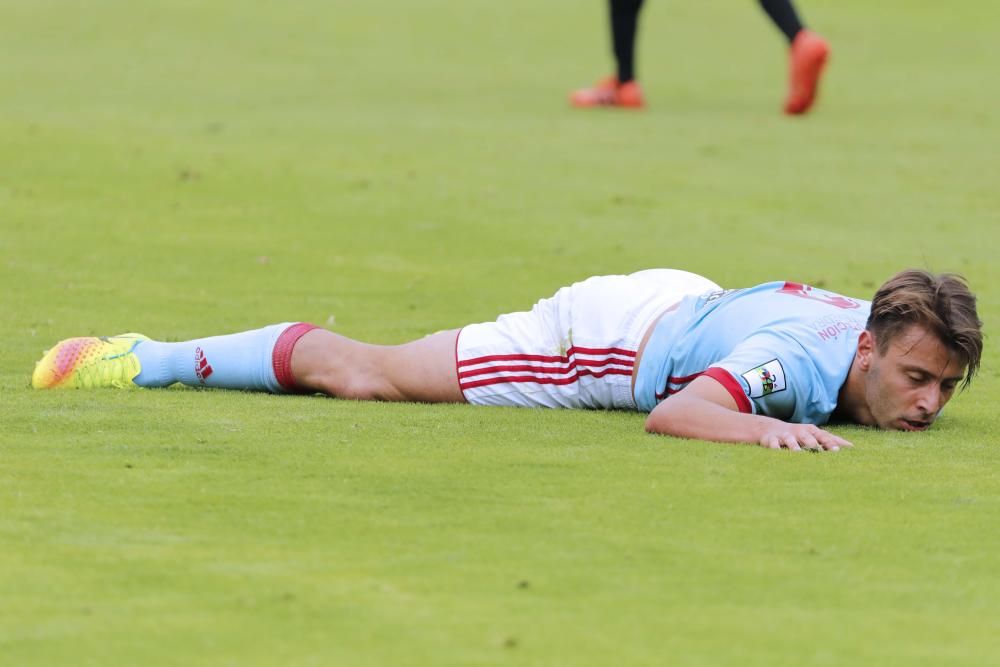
[2,1,998,664]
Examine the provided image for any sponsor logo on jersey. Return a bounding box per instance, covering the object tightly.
[741,359,786,398]
[808,314,867,342]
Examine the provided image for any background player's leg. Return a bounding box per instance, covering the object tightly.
[610,0,645,83]
[757,0,829,114]
[291,329,465,403]
[569,0,646,108]
[757,0,804,43]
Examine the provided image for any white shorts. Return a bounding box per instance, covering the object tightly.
[456,269,721,409]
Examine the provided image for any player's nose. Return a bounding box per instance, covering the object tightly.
[914,384,943,417]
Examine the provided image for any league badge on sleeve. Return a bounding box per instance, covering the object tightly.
[741,360,787,398]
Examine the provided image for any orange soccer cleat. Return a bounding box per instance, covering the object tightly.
[570,77,646,109]
[784,30,830,115]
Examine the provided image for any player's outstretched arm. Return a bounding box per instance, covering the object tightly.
[644,376,852,451]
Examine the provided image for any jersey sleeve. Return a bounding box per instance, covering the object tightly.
[702,332,819,422]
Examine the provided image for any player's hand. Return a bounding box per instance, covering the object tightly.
[758,423,852,452]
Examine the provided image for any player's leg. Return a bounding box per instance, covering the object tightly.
[757,0,829,115]
[570,0,646,108]
[33,323,312,392]
[290,328,465,403]
[32,322,466,402]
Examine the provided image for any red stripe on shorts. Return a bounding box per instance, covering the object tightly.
[667,371,704,384]
[457,345,636,369]
[656,371,707,399]
[654,367,751,412]
[458,355,633,380]
[460,366,634,391]
[458,347,635,391]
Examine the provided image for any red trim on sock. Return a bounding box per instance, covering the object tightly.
[272,323,320,392]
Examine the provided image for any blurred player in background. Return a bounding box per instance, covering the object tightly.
[570,0,830,114]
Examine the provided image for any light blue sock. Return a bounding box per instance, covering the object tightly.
[133,323,294,392]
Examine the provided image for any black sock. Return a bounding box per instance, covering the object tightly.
[758,0,805,44]
[610,0,645,83]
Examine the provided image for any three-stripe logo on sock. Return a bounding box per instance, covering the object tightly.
[194,347,214,383]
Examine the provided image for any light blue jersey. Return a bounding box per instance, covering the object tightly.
[633,281,872,424]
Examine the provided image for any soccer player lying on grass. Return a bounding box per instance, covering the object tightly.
[32,269,982,452]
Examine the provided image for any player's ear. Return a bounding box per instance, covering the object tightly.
[857,329,875,371]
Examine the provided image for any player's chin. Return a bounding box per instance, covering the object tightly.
[893,417,933,432]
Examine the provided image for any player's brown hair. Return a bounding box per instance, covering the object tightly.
[867,269,983,388]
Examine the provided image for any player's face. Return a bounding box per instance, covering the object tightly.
[862,325,967,431]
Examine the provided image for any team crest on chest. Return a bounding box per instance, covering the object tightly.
[741,359,786,398]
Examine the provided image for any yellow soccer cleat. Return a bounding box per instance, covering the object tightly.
[32,333,149,389]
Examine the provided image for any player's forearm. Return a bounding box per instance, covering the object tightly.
[644,394,782,444]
